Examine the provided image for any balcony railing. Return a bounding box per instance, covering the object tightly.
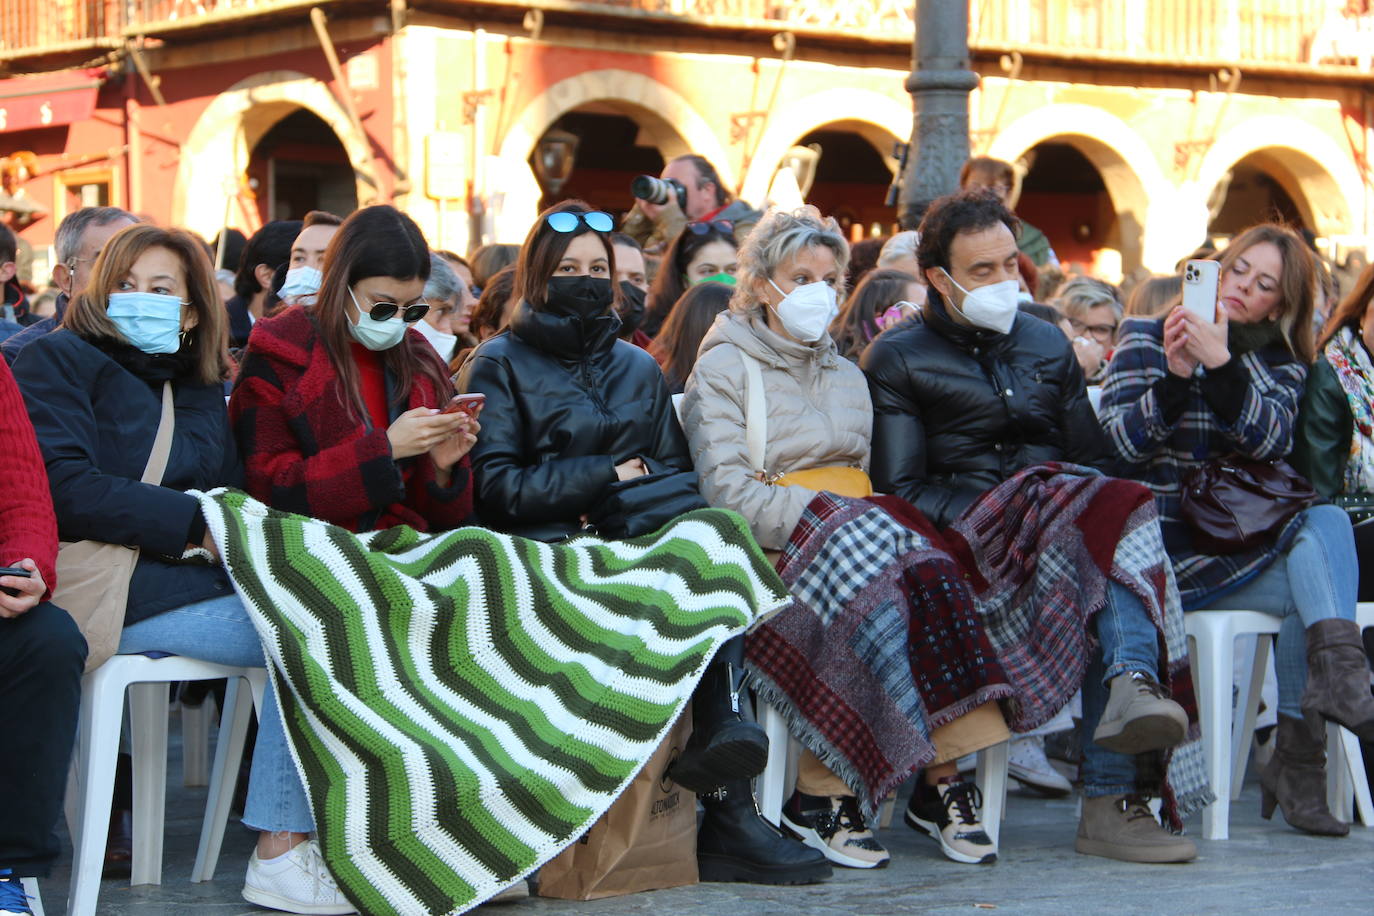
[0,0,1367,69]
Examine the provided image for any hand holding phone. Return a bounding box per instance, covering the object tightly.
[1182,259,1220,323]
[0,565,31,598]
[442,393,486,418]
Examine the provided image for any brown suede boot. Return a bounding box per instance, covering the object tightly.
[1074,794,1197,863]
[1300,619,1374,741]
[1259,715,1349,836]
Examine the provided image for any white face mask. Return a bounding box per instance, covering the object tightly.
[767,278,838,344]
[279,265,324,305]
[941,270,1020,335]
[347,288,409,351]
[414,317,457,359]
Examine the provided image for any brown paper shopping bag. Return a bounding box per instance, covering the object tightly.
[538,709,698,899]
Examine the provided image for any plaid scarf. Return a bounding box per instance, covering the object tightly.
[943,463,1211,827]
[746,493,1014,817]
[1325,326,1374,495]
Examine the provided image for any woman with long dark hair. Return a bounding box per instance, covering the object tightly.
[457,200,829,887]
[649,281,733,394]
[829,267,923,362]
[232,205,477,533]
[642,220,738,337]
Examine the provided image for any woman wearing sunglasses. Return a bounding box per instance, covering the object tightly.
[643,220,738,337]
[829,267,925,363]
[231,205,478,535]
[456,200,830,887]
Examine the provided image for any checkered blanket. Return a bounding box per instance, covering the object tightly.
[944,463,1212,826]
[746,493,1014,817]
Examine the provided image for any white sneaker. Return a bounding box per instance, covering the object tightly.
[242,840,358,915]
[1007,736,1072,797]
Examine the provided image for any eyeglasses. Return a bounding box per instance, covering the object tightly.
[687,220,734,236]
[364,297,430,323]
[1067,317,1117,341]
[546,211,614,233]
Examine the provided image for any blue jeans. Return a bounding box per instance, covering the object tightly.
[1196,504,1358,720]
[119,596,314,834]
[1080,581,1161,797]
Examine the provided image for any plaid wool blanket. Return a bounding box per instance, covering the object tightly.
[198,489,790,916]
[746,492,1015,817]
[944,463,1213,826]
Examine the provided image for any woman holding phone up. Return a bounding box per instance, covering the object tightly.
[231,205,478,533]
[1098,223,1373,837]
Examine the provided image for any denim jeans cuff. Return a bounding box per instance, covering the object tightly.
[241,814,316,835]
[1083,783,1137,798]
[1102,661,1155,684]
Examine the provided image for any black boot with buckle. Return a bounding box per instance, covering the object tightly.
[666,636,769,793]
[697,780,832,885]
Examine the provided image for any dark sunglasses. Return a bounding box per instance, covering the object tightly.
[368,299,431,323]
[687,220,734,236]
[546,211,614,233]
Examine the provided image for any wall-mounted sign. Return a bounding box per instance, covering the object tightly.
[0,69,103,133]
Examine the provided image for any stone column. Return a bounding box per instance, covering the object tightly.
[898,0,980,229]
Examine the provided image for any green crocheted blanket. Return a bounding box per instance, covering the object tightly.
[198,488,788,916]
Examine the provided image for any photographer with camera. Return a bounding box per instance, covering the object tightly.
[622,154,761,254]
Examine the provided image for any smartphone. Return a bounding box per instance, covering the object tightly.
[1182,259,1220,322]
[441,393,486,417]
[0,565,31,598]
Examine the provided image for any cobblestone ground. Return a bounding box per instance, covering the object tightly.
[34,711,1374,915]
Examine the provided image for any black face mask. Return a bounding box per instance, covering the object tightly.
[616,281,647,338]
[544,276,614,321]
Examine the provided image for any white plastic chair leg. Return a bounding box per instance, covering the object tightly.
[1327,721,1353,823]
[193,671,266,881]
[182,695,215,788]
[67,675,125,916]
[20,877,44,916]
[1338,726,1374,827]
[128,682,169,887]
[756,702,792,826]
[975,740,1009,846]
[1230,635,1271,800]
[1191,622,1236,840]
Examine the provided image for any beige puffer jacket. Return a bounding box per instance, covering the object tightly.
[681,309,872,550]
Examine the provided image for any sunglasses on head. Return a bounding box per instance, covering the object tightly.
[687,220,734,236]
[546,211,614,234]
[366,298,431,323]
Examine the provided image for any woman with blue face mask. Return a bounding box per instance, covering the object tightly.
[8,225,361,914]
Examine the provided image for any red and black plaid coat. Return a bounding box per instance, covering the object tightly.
[229,305,473,533]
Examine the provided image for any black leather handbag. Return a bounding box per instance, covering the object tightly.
[587,469,707,540]
[1180,456,1317,555]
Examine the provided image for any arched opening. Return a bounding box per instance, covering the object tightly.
[1207,154,1309,238]
[1016,142,1119,277]
[246,108,358,223]
[790,124,898,240]
[527,107,666,219]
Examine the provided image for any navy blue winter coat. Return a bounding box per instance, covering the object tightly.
[11,329,240,624]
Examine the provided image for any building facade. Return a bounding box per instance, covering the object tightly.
[2,0,1372,282]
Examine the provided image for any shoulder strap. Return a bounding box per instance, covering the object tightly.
[140,382,175,486]
[738,348,767,477]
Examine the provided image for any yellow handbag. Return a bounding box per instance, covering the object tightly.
[738,350,873,498]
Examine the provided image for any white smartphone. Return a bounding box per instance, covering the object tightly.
[1182,259,1220,322]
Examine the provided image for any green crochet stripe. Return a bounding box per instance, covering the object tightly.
[198,488,787,916]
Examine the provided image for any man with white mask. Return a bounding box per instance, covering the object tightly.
[863,189,1197,865]
[278,210,343,306]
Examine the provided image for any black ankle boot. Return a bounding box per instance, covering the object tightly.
[667,636,769,793]
[697,781,832,885]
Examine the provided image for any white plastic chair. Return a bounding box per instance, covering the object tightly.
[18,877,44,916]
[1186,609,1373,840]
[64,655,266,916]
[755,701,1011,843]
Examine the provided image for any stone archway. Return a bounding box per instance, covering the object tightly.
[988,105,1169,273]
[1195,117,1362,240]
[738,89,911,208]
[174,70,381,239]
[490,70,729,243]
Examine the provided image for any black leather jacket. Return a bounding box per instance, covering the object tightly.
[456,300,691,541]
[862,293,1109,528]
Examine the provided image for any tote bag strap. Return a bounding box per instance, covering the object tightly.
[738,348,767,478]
[140,382,176,486]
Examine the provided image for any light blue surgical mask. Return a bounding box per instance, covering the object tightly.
[279,265,324,304]
[347,288,409,351]
[107,291,185,354]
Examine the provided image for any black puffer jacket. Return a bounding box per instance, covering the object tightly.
[456,300,691,541]
[862,293,1109,528]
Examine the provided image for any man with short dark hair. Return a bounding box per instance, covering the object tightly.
[609,232,651,348]
[863,188,1198,864]
[622,154,760,253]
[2,206,137,365]
[275,211,344,308]
[226,220,303,349]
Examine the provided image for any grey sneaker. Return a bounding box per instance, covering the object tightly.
[1075,795,1196,863]
[1092,672,1188,754]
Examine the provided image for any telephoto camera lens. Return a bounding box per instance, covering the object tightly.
[631,175,674,205]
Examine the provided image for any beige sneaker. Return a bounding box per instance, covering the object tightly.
[1075,795,1196,863]
[1092,672,1188,754]
[781,792,891,869]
